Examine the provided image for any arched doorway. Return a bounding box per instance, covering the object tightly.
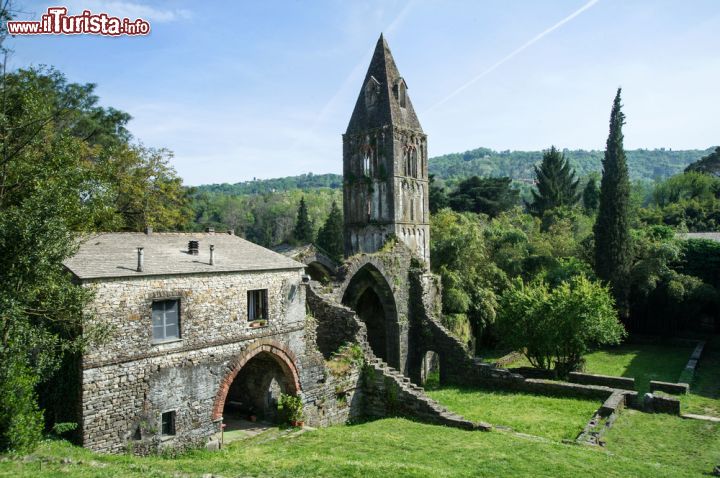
[213,341,301,429]
[420,350,440,388]
[341,263,398,366]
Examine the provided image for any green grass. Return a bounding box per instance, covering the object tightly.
[604,409,720,476]
[1,417,714,478]
[682,335,720,417]
[497,342,694,394]
[581,343,693,393]
[426,387,599,441]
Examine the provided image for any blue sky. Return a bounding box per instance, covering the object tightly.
[8,0,720,185]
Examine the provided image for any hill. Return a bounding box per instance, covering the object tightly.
[193,147,713,195]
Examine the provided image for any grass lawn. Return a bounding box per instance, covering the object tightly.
[683,335,720,417]
[498,342,694,394]
[1,417,715,478]
[603,409,720,476]
[426,387,599,441]
[581,342,693,393]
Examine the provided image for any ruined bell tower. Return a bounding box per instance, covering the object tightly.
[343,34,430,264]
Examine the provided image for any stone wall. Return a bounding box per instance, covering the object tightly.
[83,269,305,366]
[77,270,357,454]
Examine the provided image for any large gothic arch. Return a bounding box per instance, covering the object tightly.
[341,261,400,367]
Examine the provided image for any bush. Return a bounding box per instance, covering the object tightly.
[497,276,626,376]
[0,359,44,453]
[277,394,304,424]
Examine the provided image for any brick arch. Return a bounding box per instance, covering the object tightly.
[211,339,301,421]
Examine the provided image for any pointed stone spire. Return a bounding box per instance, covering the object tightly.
[346,34,423,135]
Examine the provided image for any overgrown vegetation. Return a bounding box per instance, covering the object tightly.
[325,343,364,377]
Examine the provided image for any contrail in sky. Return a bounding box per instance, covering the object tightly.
[425,0,601,113]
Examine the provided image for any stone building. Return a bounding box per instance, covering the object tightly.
[343,34,430,265]
[64,231,357,453]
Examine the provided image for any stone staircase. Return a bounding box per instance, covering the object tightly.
[363,356,491,431]
[307,280,489,432]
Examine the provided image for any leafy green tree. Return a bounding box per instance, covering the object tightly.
[99,144,191,231]
[497,276,625,376]
[448,176,519,217]
[317,201,344,262]
[594,89,632,319]
[652,171,720,207]
[0,67,110,451]
[429,174,448,213]
[431,210,507,349]
[582,175,600,213]
[685,146,720,176]
[293,196,314,244]
[526,146,580,217]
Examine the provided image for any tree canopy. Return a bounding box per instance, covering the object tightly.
[447,176,519,218]
[526,146,580,217]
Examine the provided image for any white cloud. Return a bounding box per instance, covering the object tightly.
[58,1,192,23]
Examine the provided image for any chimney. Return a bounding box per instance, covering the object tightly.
[188,240,199,255]
[227,229,234,236]
[209,244,215,265]
[137,247,144,272]
[205,227,215,233]
[144,226,153,235]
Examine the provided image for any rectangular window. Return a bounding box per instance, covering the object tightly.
[247,289,268,322]
[161,411,176,436]
[152,299,180,342]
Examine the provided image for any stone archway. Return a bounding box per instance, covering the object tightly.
[212,340,301,423]
[341,263,399,366]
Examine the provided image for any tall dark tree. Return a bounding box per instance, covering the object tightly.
[582,175,600,213]
[448,176,519,218]
[429,174,449,213]
[594,88,632,319]
[316,201,343,261]
[293,196,314,243]
[685,146,720,176]
[526,146,580,217]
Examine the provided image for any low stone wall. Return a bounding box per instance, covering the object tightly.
[569,372,636,390]
[508,366,556,380]
[645,392,681,415]
[577,390,636,446]
[649,380,689,395]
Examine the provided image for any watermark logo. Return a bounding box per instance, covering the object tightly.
[7,7,151,36]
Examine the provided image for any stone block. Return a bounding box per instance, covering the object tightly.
[649,380,689,395]
[569,372,635,390]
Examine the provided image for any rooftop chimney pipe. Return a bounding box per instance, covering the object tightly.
[144,226,153,235]
[137,247,144,272]
[206,227,215,233]
[188,240,199,255]
[209,244,215,265]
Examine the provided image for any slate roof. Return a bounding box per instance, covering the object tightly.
[677,232,720,242]
[64,232,305,280]
[345,34,423,135]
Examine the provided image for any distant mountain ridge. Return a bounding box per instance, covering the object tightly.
[193,147,714,195]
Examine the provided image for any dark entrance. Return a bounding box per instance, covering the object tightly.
[341,263,398,366]
[222,352,292,425]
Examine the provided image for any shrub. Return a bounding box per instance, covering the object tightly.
[0,359,44,453]
[497,276,626,376]
[277,393,304,424]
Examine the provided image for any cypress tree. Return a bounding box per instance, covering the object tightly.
[293,197,314,244]
[317,201,344,262]
[594,88,632,319]
[526,146,580,217]
[582,175,600,213]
